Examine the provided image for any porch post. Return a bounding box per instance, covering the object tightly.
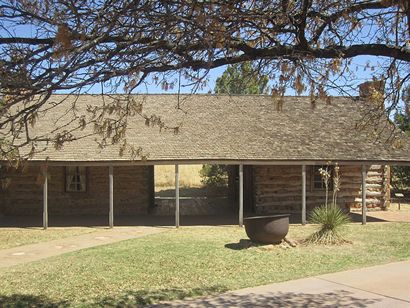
[175,164,180,228]
[302,165,306,225]
[361,165,367,225]
[239,164,244,227]
[43,166,48,229]
[109,166,114,228]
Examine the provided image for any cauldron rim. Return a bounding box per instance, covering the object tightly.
[244,214,290,220]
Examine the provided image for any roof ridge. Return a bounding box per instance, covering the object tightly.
[47,93,357,99]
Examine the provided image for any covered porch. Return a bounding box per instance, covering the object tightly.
[1,160,400,229]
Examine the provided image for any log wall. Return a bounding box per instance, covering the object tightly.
[254,165,390,214]
[0,165,152,215]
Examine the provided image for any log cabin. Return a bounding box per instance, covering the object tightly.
[1,94,409,227]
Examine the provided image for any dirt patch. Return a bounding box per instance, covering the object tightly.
[352,203,410,223]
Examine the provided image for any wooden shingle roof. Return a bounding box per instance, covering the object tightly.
[8,94,410,164]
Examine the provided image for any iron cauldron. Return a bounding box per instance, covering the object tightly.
[244,214,290,244]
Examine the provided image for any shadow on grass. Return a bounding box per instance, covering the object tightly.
[150,289,382,307]
[0,294,69,307]
[0,288,382,307]
[225,239,273,250]
[92,286,228,307]
[0,287,226,307]
[225,239,256,250]
[349,212,387,223]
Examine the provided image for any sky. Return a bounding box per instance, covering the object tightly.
[135,56,389,97]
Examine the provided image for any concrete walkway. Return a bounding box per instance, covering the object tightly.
[0,226,167,268]
[153,261,410,307]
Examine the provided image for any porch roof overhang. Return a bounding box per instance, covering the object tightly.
[16,159,410,166]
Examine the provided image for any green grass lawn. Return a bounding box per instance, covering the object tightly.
[0,223,409,307]
[0,228,97,250]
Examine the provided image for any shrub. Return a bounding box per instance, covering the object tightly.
[307,205,351,245]
[199,164,228,187]
[391,166,410,191]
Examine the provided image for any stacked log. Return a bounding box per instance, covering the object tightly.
[254,164,389,214]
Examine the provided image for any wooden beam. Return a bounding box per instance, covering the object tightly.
[384,165,391,210]
[302,165,306,225]
[148,165,155,208]
[109,166,114,228]
[43,166,48,230]
[361,165,367,225]
[175,164,180,228]
[24,159,410,168]
[239,164,244,227]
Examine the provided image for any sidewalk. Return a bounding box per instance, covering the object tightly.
[152,261,410,307]
[0,226,167,268]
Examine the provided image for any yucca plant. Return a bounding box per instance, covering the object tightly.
[307,163,351,245]
[307,205,351,244]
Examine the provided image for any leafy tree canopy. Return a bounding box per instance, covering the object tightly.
[392,86,410,190]
[395,87,410,135]
[0,0,409,158]
[215,63,269,95]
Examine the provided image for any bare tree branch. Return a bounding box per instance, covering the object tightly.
[0,0,409,160]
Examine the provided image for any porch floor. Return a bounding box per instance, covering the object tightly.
[0,210,406,228]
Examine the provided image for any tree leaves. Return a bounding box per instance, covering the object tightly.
[214,63,269,95]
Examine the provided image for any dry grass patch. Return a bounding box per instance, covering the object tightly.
[0,227,97,250]
[155,165,203,191]
[388,202,410,211]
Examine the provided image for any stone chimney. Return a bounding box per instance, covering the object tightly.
[358,80,385,108]
[358,80,385,98]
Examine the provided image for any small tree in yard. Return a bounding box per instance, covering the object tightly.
[200,164,228,187]
[307,163,351,245]
[392,86,410,191]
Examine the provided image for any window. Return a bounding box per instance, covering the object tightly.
[312,166,333,190]
[66,166,86,192]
